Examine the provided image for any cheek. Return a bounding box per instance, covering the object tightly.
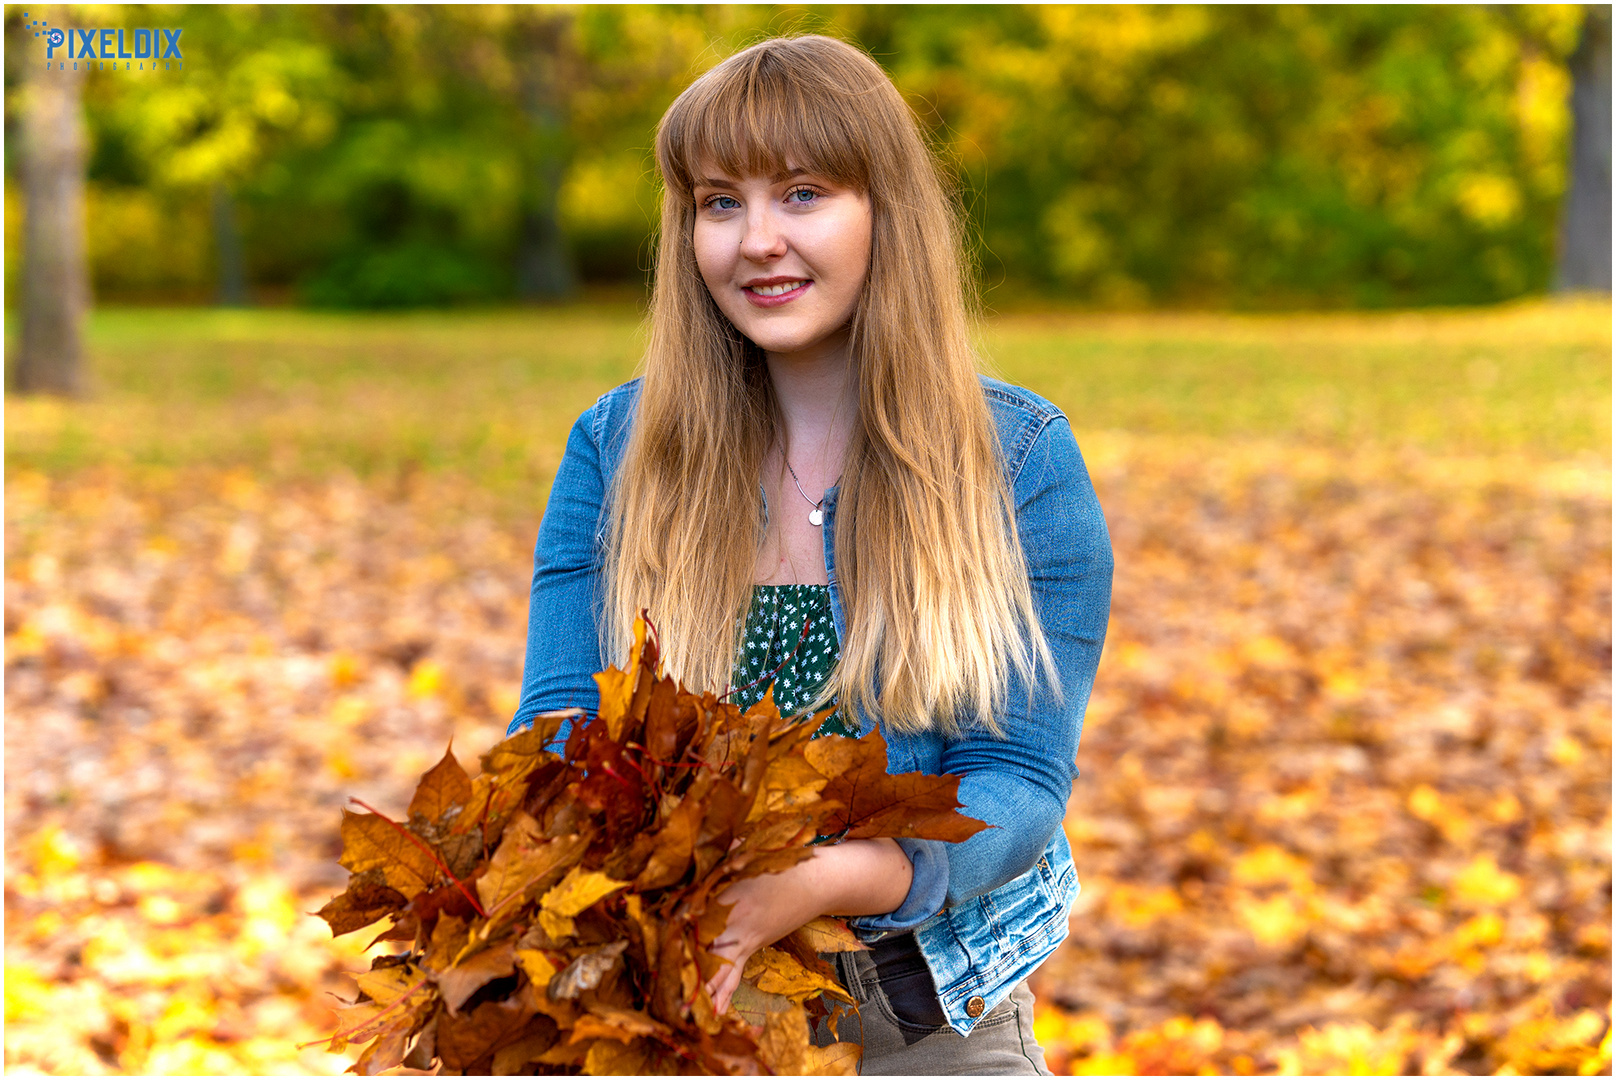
[826,213,873,301]
[692,224,733,293]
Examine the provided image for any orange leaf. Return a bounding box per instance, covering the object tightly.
[409,743,473,824]
[476,816,589,917]
[743,946,855,1005]
[339,808,440,898]
[784,916,868,955]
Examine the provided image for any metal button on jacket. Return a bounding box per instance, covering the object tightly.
[965,995,986,1018]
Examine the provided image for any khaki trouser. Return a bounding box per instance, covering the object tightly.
[814,942,1052,1076]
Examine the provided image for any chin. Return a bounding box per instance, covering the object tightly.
[739,324,818,355]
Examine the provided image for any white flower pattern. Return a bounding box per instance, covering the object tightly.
[731,585,857,739]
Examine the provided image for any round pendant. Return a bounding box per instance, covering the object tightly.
[808,508,824,527]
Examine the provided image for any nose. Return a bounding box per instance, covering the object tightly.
[738,204,787,263]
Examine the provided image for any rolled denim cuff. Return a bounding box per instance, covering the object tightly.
[506,712,574,753]
[847,838,949,941]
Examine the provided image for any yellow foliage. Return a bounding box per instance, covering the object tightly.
[1231,844,1313,890]
[27,824,84,880]
[1237,893,1313,950]
[1107,883,1185,928]
[1490,1003,1612,1075]
[1451,854,1524,908]
[1277,1019,1419,1075]
[407,659,446,699]
[4,962,56,1022]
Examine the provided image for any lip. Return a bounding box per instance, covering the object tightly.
[741,277,812,308]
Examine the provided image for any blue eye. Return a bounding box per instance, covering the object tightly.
[705,194,740,211]
[786,187,820,204]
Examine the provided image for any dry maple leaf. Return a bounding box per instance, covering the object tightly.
[316,612,986,1074]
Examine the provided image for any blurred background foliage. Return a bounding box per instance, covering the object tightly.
[1,3,1594,309]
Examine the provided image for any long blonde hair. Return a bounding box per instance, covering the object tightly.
[604,34,1058,736]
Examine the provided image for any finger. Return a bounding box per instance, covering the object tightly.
[712,968,740,1015]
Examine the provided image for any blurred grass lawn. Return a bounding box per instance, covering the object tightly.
[6,297,1608,511]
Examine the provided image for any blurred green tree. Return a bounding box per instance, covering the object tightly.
[879,4,1587,307]
[81,4,341,302]
[5,4,1590,310]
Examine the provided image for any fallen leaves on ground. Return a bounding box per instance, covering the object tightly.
[1032,437,1611,1075]
[312,614,983,1074]
[4,436,1609,1075]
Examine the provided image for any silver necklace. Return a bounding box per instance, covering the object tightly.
[783,458,839,527]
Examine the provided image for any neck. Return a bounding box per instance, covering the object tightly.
[764,328,858,480]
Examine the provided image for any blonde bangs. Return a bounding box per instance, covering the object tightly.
[607,35,1061,738]
[657,45,872,202]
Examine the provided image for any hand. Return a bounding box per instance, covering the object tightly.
[704,838,913,1014]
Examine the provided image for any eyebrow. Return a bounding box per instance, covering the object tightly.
[697,167,810,189]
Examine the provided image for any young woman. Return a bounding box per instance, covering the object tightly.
[510,35,1112,1074]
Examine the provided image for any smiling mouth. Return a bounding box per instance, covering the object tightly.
[745,280,810,297]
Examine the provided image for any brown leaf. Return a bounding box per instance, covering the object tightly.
[480,714,568,778]
[351,994,433,1077]
[422,914,470,974]
[808,730,991,842]
[785,916,868,955]
[731,981,795,1028]
[339,808,442,898]
[400,1013,438,1071]
[436,939,516,1014]
[409,743,473,824]
[583,1036,652,1075]
[436,996,536,1073]
[578,1002,672,1042]
[475,815,588,917]
[634,791,702,891]
[641,674,695,766]
[318,882,407,936]
[489,1021,560,1074]
[756,1005,813,1075]
[352,1018,413,1077]
[804,1037,864,1076]
[746,750,829,822]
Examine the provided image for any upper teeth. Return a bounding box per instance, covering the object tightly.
[749,281,805,296]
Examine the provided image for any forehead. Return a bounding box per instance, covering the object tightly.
[664,74,869,197]
[692,164,819,188]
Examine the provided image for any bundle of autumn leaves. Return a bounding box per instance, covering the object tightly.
[315,616,987,1075]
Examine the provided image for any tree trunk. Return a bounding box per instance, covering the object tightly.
[213,183,250,306]
[1557,4,1612,292]
[515,13,576,301]
[16,34,89,395]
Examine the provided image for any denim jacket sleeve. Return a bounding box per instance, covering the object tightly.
[511,404,610,737]
[848,410,1111,937]
[937,414,1112,906]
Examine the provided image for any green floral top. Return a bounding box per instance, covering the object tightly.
[730,584,859,739]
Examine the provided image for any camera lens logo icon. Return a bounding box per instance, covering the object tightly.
[47,28,65,47]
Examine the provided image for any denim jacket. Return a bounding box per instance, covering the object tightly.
[510,374,1113,1035]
